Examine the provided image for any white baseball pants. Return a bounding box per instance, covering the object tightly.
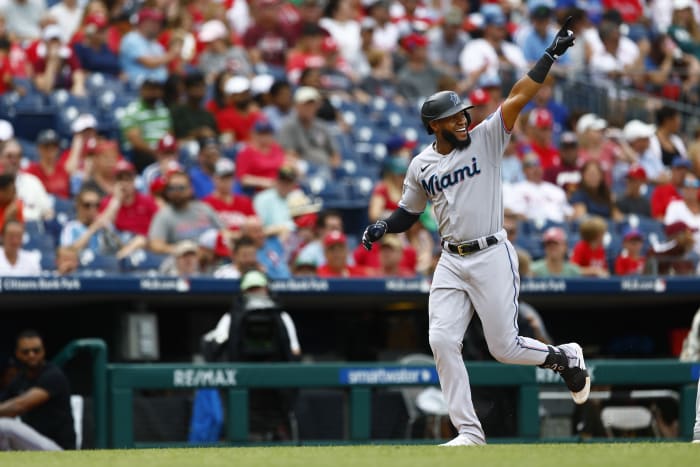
[0,418,62,451]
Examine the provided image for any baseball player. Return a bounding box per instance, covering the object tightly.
[362,18,588,446]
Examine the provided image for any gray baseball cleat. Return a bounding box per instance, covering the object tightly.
[539,343,590,405]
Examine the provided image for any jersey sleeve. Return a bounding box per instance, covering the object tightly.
[397,159,428,215]
[473,106,512,165]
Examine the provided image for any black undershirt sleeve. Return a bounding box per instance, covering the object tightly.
[383,207,421,233]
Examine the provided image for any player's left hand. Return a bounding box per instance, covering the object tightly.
[362,221,387,251]
[545,16,575,60]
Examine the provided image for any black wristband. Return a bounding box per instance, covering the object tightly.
[527,53,555,84]
[384,207,421,233]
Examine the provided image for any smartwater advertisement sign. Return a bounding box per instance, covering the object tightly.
[339,367,439,385]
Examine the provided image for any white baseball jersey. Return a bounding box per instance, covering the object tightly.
[399,107,510,243]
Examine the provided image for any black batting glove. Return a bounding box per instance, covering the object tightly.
[545,16,575,60]
[362,220,387,251]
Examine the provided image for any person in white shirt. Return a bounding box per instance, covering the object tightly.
[459,4,528,91]
[0,139,53,222]
[0,220,41,276]
[504,152,573,224]
[664,176,700,255]
[319,0,361,66]
[48,0,83,43]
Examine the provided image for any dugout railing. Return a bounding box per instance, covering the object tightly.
[53,339,700,448]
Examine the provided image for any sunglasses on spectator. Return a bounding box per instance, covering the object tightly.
[116,173,135,181]
[81,201,100,208]
[19,347,42,355]
[167,185,188,192]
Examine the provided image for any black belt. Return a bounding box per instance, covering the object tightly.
[443,235,499,256]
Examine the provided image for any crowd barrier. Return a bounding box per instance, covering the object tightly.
[54,340,700,448]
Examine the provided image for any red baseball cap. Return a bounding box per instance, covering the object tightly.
[114,159,135,175]
[294,213,318,229]
[402,33,428,51]
[528,108,553,129]
[542,227,566,244]
[137,8,164,24]
[469,88,489,106]
[626,165,647,181]
[157,134,178,153]
[323,230,347,247]
[321,36,339,53]
[85,13,108,30]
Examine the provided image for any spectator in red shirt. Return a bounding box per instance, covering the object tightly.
[614,227,646,275]
[235,119,291,194]
[368,154,408,222]
[25,129,71,199]
[316,230,369,277]
[202,158,256,233]
[368,235,417,277]
[99,159,159,258]
[571,215,610,277]
[207,75,262,146]
[286,23,325,84]
[27,24,86,95]
[0,173,23,230]
[526,108,560,170]
[543,131,581,198]
[0,36,15,95]
[80,140,121,199]
[650,157,691,220]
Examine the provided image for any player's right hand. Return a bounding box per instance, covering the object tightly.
[362,221,387,251]
[545,16,575,60]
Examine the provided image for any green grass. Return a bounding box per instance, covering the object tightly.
[1,444,699,467]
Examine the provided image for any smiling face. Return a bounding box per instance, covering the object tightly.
[431,111,471,150]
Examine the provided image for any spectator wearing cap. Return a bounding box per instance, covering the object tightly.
[58,113,98,177]
[427,7,469,77]
[0,139,52,221]
[242,0,295,68]
[372,235,417,277]
[353,224,417,275]
[0,120,13,145]
[525,108,560,170]
[120,77,173,172]
[649,106,689,169]
[119,7,179,86]
[141,134,179,195]
[317,230,368,277]
[522,75,569,143]
[368,155,408,222]
[614,227,646,275]
[615,165,651,217]
[1,0,46,41]
[574,113,619,186]
[295,208,344,268]
[0,220,41,276]
[466,88,493,130]
[24,129,70,199]
[516,2,571,66]
[235,119,292,194]
[285,189,322,263]
[651,156,692,220]
[664,174,700,254]
[262,80,294,132]
[202,158,256,233]
[504,152,573,223]
[396,32,442,102]
[207,75,262,147]
[587,14,643,90]
[252,165,299,241]
[458,3,527,94]
[147,170,223,255]
[570,216,610,278]
[278,86,341,168]
[98,159,159,258]
[617,119,664,185]
[197,20,252,84]
[48,0,82,44]
[72,13,121,76]
[79,139,121,199]
[160,240,201,277]
[543,131,580,196]
[214,235,261,279]
[59,186,117,255]
[237,215,290,279]
[27,24,86,96]
[646,220,699,275]
[530,227,581,278]
[170,71,219,142]
[570,160,621,221]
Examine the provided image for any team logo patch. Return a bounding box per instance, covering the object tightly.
[449,92,462,106]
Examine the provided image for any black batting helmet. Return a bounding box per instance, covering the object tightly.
[420,91,474,135]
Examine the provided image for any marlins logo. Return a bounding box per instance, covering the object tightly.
[421,157,481,196]
[449,92,462,106]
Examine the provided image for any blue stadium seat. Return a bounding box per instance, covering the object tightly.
[11,111,57,142]
[39,250,56,271]
[78,251,121,274]
[120,250,168,274]
[17,139,40,162]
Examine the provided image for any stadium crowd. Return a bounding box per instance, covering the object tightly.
[1,0,700,279]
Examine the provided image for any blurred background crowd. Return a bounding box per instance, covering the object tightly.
[1,0,700,279]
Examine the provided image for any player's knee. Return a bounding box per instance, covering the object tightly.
[429,329,457,354]
[0,418,16,437]
[487,343,514,363]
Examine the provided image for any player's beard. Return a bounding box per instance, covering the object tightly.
[441,129,471,151]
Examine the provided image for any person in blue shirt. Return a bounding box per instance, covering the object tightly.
[240,216,291,279]
[188,136,222,199]
[73,13,121,77]
[519,3,571,67]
